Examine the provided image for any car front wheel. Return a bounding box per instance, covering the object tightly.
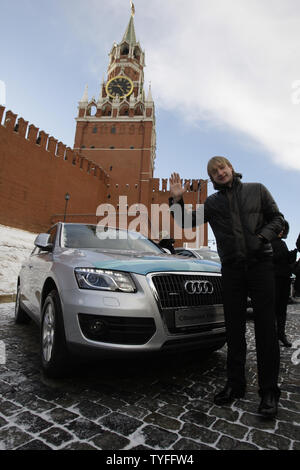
[41,290,70,378]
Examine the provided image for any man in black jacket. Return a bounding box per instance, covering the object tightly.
[169,156,284,418]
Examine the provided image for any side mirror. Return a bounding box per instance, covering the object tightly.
[34,233,53,251]
[161,248,171,254]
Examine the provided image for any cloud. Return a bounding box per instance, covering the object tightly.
[64,0,300,171]
[141,0,300,171]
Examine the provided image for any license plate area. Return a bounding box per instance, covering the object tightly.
[174,305,224,328]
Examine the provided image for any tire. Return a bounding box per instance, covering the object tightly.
[40,290,70,378]
[15,284,31,324]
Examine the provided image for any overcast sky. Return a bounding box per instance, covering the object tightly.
[1,0,300,248]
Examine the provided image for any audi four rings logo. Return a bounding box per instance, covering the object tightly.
[184,280,214,294]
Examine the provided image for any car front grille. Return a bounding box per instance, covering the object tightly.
[150,273,224,335]
[150,273,223,310]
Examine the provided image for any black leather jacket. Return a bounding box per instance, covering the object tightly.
[170,174,284,265]
[271,238,297,278]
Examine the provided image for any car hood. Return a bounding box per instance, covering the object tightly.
[56,248,221,275]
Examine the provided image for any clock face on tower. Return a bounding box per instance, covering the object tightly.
[106,76,134,99]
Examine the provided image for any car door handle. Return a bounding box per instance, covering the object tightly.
[28,265,33,269]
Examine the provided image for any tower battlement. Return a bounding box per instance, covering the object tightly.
[0,105,109,232]
[150,177,207,195]
[0,106,109,184]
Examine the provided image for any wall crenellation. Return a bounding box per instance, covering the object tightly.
[150,177,207,193]
[0,105,111,232]
[0,104,207,239]
[0,104,206,199]
[0,105,109,184]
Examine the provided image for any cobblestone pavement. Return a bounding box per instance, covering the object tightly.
[0,302,299,451]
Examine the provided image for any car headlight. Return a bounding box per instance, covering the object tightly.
[74,268,136,293]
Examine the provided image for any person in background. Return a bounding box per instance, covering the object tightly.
[294,233,300,300]
[271,221,297,347]
[158,231,175,254]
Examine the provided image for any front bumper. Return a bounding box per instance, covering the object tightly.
[60,273,226,356]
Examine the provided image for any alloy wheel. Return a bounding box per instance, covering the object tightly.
[42,303,55,363]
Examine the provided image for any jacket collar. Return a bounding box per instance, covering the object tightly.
[214,173,243,192]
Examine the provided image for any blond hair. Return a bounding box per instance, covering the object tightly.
[207,156,234,179]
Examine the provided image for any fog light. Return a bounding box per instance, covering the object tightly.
[90,320,107,334]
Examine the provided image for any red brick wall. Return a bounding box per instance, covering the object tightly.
[74,120,154,208]
[0,105,208,245]
[0,106,109,233]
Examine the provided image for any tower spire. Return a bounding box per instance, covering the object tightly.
[79,84,88,104]
[122,2,137,44]
[147,82,153,102]
[130,1,135,17]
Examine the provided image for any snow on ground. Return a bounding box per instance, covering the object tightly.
[0,225,37,295]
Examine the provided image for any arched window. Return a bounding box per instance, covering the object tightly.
[135,104,144,116]
[119,105,129,116]
[87,104,97,116]
[102,104,112,116]
[120,42,129,56]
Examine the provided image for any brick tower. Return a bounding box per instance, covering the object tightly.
[73,3,208,246]
[73,5,156,209]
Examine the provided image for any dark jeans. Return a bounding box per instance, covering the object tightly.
[275,276,291,337]
[221,258,280,397]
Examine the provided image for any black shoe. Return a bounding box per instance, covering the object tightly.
[279,335,292,348]
[214,384,245,406]
[258,392,278,418]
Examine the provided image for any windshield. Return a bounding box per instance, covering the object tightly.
[194,249,220,262]
[61,224,163,254]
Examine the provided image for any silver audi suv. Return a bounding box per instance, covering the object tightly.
[15,223,225,377]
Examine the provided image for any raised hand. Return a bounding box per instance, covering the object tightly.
[169,172,189,202]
